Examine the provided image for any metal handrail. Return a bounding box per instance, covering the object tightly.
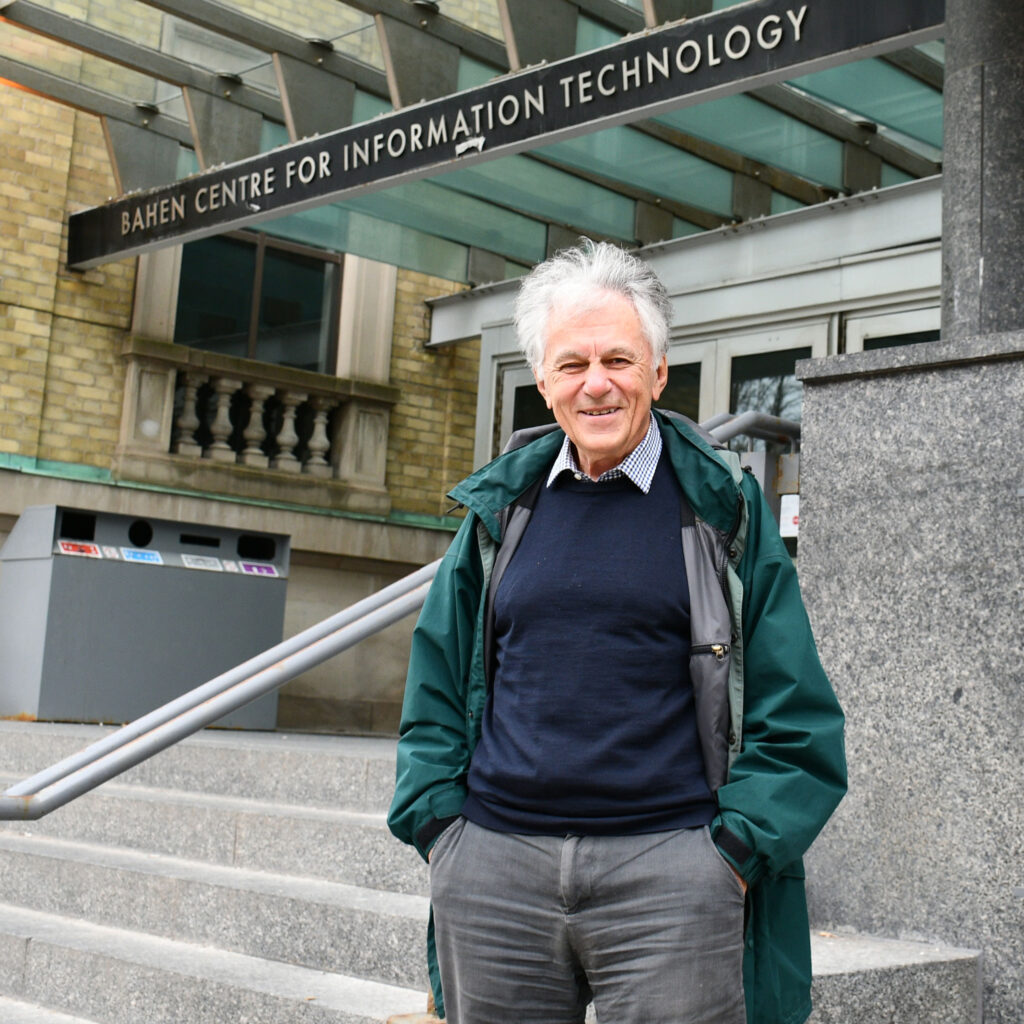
[0,559,440,820]
[708,411,801,449]
[0,412,802,822]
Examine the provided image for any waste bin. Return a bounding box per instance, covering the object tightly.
[0,505,289,728]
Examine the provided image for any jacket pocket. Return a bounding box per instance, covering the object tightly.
[690,641,732,792]
[429,815,466,866]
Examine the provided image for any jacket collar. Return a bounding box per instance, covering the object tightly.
[449,409,740,541]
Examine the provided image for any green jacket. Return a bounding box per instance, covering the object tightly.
[388,410,847,1024]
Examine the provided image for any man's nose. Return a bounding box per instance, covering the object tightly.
[582,362,611,395]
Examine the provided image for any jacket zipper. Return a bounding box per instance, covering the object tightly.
[718,493,743,610]
[692,642,730,661]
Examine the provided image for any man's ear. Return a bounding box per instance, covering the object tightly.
[651,355,668,401]
[534,367,552,409]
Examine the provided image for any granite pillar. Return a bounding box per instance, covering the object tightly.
[797,5,1024,1019]
[943,0,1024,341]
[797,335,1024,1024]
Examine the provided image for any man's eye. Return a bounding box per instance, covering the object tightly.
[559,362,586,373]
[606,358,631,367]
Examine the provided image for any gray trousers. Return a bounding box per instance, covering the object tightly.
[429,818,747,1024]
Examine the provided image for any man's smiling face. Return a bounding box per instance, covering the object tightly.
[534,291,668,479]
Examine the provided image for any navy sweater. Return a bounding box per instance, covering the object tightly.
[461,456,715,835]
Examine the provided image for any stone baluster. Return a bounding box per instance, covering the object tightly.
[270,389,306,473]
[304,396,332,478]
[173,371,206,457]
[240,383,274,468]
[205,376,242,463]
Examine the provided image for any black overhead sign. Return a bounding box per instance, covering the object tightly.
[67,0,943,269]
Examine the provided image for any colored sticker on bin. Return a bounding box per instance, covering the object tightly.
[241,562,278,577]
[223,560,239,572]
[181,554,223,571]
[102,546,120,559]
[57,540,101,558]
[121,547,163,565]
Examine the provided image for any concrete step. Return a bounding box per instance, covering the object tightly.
[0,995,100,1023]
[808,930,981,1024]
[0,722,397,813]
[0,773,428,897]
[0,721,982,1024]
[0,832,429,990]
[0,903,427,1024]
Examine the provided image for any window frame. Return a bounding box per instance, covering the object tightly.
[174,229,343,375]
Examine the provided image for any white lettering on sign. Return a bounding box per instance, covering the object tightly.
[112,6,811,238]
[121,194,186,236]
[195,166,277,215]
[559,4,809,105]
[342,86,544,171]
[285,152,331,189]
[758,15,784,49]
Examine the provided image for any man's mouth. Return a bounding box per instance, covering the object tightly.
[580,408,619,417]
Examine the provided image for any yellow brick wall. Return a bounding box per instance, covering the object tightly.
[386,270,481,517]
[0,88,71,459]
[2,4,498,506]
[0,82,134,468]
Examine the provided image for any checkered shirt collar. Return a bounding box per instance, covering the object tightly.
[546,414,662,493]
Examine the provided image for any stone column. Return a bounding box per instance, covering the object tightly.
[798,339,1024,1023]
[796,8,1024,1021]
[943,0,1024,341]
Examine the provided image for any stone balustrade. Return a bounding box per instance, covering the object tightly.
[115,337,399,515]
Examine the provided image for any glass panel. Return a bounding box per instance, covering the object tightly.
[788,60,943,149]
[265,203,470,281]
[340,179,549,264]
[538,127,735,217]
[512,383,555,434]
[654,362,701,421]
[881,164,914,188]
[158,14,279,99]
[23,0,166,103]
[673,218,704,238]
[174,236,256,359]
[459,55,499,90]
[255,248,334,373]
[656,93,844,189]
[576,16,619,54]
[505,260,531,279]
[330,22,384,68]
[917,40,945,64]
[435,157,637,242]
[729,346,811,450]
[0,20,161,101]
[771,192,805,215]
[353,91,393,122]
[863,329,939,352]
[439,0,504,41]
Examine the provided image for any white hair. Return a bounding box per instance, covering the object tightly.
[513,240,672,370]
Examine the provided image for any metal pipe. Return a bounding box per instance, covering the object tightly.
[3,558,440,801]
[709,411,801,447]
[0,580,433,820]
[698,412,735,431]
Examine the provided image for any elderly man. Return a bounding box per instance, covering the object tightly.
[388,242,846,1024]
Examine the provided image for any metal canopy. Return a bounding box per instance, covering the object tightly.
[0,0,944,282]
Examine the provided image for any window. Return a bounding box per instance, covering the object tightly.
[174,232,341,374]
[863,329,940,351]
[654,360,701,421]
[730,347,811,423]
[844,307,940,354]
